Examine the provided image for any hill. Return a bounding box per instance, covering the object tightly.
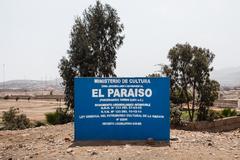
[1,66,240,90]
[0,79,63,91]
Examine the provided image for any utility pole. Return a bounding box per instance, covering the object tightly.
[3,64,5,91]
[41,77,43,95]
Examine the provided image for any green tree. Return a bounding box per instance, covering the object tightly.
[197,80,220,121]
[166,43,218,121]
[167,43,194,121]
[59,57,75,110]
[190,46,215,121]
[59,1,124,110]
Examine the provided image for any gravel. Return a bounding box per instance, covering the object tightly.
[0,123,239,160]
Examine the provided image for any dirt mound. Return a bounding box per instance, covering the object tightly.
[0,123,239,160]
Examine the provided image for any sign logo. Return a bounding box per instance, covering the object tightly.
[74,77,170,141]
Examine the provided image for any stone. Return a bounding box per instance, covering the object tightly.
[91,151,98,156]
[144,147,150,150]
[136,151,141,155]
[18,144,23,148]
[170,136,179,141]
[219,148,225,151]
[5,145,13,150]
[21,134,30,137]
[66,148,73,153]
[27,147,32,150]
[64,137,71,142]
[124,144,131,149]
[208,142,213,146]
[209,152,215,156]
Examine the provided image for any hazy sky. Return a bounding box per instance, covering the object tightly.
[0,0,240,81]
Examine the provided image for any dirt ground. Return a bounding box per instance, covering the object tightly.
[0,98,240,160]
[0,123,239,160]
[0,99,64,121]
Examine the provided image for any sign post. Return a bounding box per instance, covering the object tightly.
[74,77,170,142]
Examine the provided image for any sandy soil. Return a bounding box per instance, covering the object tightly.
[0,99,64,121]
[0,123,239,160]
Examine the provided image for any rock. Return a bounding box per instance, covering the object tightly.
[91,151,98,156]
[209,152,215,156]
[64,137,71,142]
[208,142,213,146]
[118,158,121,160]
[124,144,131,149]
[144,147,151,150]
[57,141,64,145]
[18,144,24,148]
[170,136,179,141]
[27,147,32,151]
[219,148,225,151]
[66,148,73,153]
[48,139,54,143]
[21,134,30,137]
[136,151,141,155]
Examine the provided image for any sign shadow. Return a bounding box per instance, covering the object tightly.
[69,140,170,147]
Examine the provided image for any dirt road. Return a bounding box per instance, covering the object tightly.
[0,123,239,160]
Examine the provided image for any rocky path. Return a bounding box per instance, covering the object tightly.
[0,123,239,160]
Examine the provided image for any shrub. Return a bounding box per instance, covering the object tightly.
[3,95,9,100]
[45,112,57,124]
[170,105,182,126]
[2,107,31,130]
[221,108,237,117]
[45,108,73,125]
[230,109,237,116]
[207,110,223,122]
[33,121,46,127]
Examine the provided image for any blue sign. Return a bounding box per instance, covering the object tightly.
[74,77,170,141]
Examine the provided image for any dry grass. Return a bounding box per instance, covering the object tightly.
[0,99,65,121]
